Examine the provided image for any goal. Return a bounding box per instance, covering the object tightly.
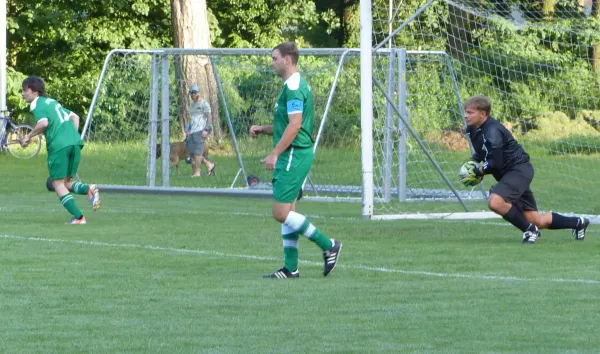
[361,0,600,220]
[81,49,367,200]
[81,0,600,220]
[81,48,479,213]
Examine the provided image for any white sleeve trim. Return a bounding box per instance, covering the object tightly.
[284,72,301,90]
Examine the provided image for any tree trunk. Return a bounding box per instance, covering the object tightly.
[7,0,17,67]
[593,1,600,74]
[342,1,360,47]
[171,0,223,145]
[542,0,555,19]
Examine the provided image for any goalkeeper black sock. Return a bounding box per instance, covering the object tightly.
[549,212,580,229]
[502,205,532,232]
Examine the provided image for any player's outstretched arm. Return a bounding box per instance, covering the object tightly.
[250,125,273,137]
[20,119,48,147]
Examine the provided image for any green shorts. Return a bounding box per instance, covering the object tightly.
[272,146,314,203]
[48,145,82,180]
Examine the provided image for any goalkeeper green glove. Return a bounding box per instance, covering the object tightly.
[459,161,482,187]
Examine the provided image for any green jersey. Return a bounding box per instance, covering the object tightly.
[273,72,314,149]
[30,96,82,154]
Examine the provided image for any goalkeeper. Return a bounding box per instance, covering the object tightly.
[462,95,589,243]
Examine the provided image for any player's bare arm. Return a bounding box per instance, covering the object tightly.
[21,119,48,147]
[262,114,302,170]
[70,112,80,131]
[250,124,274,137]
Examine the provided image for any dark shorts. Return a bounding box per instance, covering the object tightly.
[48,145,81,180]
[490,162,538,211]
[185,131,205,156]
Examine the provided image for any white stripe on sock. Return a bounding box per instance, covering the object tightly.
[60,195,74,205]
[284,211,306,231]
[303,224,316,238]
[283,239,299,248]
[281,224,295,235]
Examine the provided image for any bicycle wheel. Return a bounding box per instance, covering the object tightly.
[7,124,42,159]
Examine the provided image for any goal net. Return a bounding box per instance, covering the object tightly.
[365,0,600,219]
[80,49,366,201]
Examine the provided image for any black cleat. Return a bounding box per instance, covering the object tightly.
[522,227,541,244]
[323,239,342,277]
[263,267,299,279]
[572,217,590,241]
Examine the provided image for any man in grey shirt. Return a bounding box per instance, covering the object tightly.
[185,84,216,177]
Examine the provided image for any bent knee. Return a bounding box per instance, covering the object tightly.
[272,209,289,223]
[487,194,506,212]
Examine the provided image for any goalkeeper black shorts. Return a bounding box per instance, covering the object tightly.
[490,162,537,211]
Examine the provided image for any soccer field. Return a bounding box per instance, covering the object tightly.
[2,152,600,353]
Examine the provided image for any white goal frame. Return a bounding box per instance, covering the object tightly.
[82,46,482,219]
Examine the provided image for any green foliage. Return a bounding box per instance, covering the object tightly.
[405,57,464,134]
[211,54,361,147]
[507,82,552,121]
[209,0,321,47]
[8,0,172,121]
[578,110,600,131]
[544,135,600,155]
[524,111,599,140]
[6,67,30,123]
[8,0,600,154]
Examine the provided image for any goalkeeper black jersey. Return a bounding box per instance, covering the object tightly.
[466,117,530,181]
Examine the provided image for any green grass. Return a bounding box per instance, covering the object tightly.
[64,138,600,215]
[1,151,600,353]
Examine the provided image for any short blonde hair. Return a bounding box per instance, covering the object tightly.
[464,95,492,116]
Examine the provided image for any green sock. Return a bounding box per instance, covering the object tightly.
[71,181,89,195]
[298,219,332,251]
[60,193,83,219]
[283,231,300,272]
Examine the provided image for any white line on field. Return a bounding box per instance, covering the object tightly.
[2,205,598,233]
[1,234,599,285]
[0,206,358,221]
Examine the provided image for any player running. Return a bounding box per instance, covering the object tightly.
[20,76,100,224]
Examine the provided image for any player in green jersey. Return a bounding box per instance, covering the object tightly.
[250,42,342,279]
[20,76,100,224]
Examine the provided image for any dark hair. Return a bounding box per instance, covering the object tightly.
[273,41,299,65]
[464,95,491,116]
[22,76,46,96]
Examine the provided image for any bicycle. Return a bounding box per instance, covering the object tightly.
[0,110,42,159]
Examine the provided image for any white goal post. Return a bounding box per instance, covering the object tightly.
[360,0,600,222]
[80,47,482,219]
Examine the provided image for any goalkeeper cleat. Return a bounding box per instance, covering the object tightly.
[572,217,590,241]
[66,216,87,225]
[522,227,540,244]
[323,239,342,277]
[263,267,299,279]
[88,184,100,211]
